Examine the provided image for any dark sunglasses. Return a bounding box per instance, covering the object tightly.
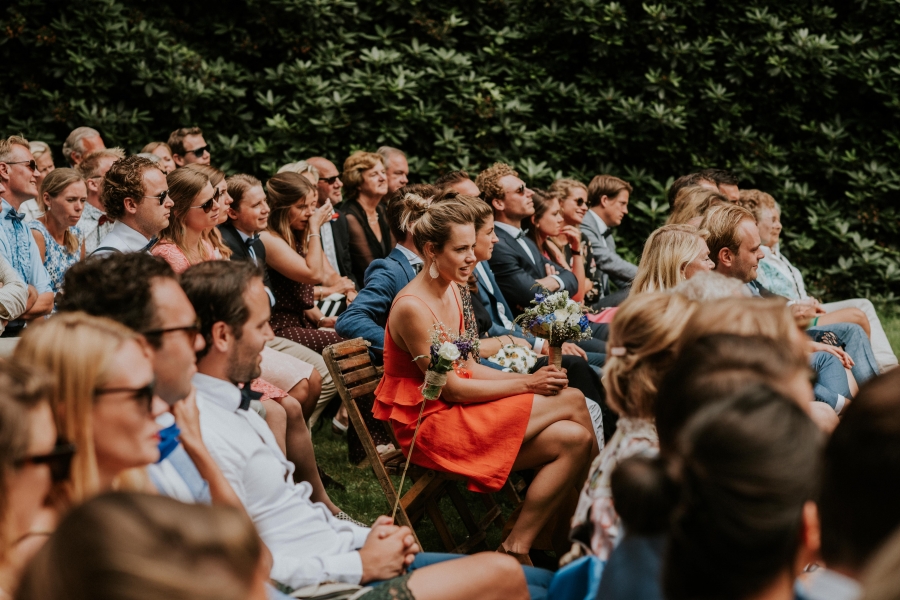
[572,198,587,207]
[142,319,201,340]
[185,145,209,157]
[142,189,169,205]
[15,439,77,483]
[319,175,341,185]
[6,159,38,172]
[190,188,221,213]
[95,381,156,414]
[507,184,526,196]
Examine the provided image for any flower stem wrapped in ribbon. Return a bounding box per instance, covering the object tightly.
[392,326,478,520]
[514,289,592,368]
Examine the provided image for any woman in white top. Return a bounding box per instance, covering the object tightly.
[740,189,897,372]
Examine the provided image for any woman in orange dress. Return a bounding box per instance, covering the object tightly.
[375,194,598,563]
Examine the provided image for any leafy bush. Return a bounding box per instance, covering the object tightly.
[2,0,899,301]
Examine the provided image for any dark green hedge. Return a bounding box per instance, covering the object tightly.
[3,0,899,301]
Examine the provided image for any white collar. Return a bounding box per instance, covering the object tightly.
[192,372,242,413]
[586,209,609,235]
[235,227,254,243]
[112,220,152,246]
[394,243,422,265]
[494,221,523,238]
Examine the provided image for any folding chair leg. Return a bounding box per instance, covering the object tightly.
[425,498,457,553]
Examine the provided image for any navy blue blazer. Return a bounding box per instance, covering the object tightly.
[334,247,415,362]
[488,227,579,314]
[474,261,538,345]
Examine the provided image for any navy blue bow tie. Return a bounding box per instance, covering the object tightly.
[140,237,158,253]
[514,230,525,240]
[238,384,264,411]
[245,234,260,247]
[4,210,25,223]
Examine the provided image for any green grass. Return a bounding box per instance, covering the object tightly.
[312,424,515,553]
[884,313,900,357]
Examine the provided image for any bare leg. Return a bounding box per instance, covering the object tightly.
[274,395,341,515]
[407,553,529,600]
[501,389,594,554]
[817,307,871,337]
[261,399,287,456]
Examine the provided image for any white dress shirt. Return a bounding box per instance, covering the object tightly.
[92,221,153,256]
[394,243,423,270]
[193,373,370,589]
[320,222,341,274]
[494,221,565,290]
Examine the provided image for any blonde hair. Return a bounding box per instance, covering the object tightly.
[667,186,727,225]
[159,168,215,263]
[672,271,747,302]
[184,164,232,260]
[700,203,756,267]
[13,312,147,506]
[140,141,171,156]
[632,225,709,295]
[604,292,698,418]
[412,196,477,255]
[341,151,384,202]
[737,188,777,224]
[29,141,51,161]
[265,171,317,252]
[682,297,805,362]
[39,168,86,253]
[278,160,320,181]
[548,178,587,202]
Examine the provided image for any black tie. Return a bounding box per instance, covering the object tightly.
[238,384,264,411]
[412,262,423,274]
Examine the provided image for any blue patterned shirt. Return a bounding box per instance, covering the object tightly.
[0,199,52,293]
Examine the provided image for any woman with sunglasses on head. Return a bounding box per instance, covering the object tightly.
[0,361,70,599]
[261,172,347,353]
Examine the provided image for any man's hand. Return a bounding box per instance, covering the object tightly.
[790,303,818,322]
[24,284,38,311]
[360,517,420,583]
[535,276,560,291]
[810,342,855,369]
[561,342,588,359]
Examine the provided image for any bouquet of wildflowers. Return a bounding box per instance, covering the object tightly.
[392,324,478,519]
[515,290,592,368]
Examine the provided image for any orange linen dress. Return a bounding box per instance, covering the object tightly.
[373,296,534,493]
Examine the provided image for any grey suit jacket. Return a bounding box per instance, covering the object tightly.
[580,210,637,296]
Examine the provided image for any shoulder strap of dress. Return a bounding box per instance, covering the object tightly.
[392,294,441,320]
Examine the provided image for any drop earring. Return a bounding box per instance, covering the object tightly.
[429,261,439,279]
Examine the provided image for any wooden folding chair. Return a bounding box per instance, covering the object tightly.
[323,338,510,554]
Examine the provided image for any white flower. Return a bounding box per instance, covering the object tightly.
[437,341,461,361]
[553,308,569,322]
[565,300,582,316]
[546,292,563,305]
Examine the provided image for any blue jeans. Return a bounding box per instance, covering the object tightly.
[374,552,553,599]
[810,352,851,410]
[808,323,878,386]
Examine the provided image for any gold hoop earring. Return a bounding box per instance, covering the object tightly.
[429,261,439,279]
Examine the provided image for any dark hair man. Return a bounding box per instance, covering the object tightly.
[434,170,480,196]
[168,127,211,168]
[77,148,126,253]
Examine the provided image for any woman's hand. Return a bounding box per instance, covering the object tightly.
[547,243,569,270]
[527,366,570,396]
[318,316,337,329]
[309,200,334,231]
[810,341,855,369]
[561,226,582,252]
[172,388,204,453]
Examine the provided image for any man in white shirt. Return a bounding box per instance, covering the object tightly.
[93,155,173,256]
[76,148,125,253]
[181,259,546,598]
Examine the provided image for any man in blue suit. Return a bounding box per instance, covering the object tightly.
[477,162,608,349]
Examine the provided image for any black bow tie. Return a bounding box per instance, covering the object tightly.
[514,230,525,240]
[238,384,264,411]
[140,237,158,253]
[245,234,260,247]
[411,261,423,274]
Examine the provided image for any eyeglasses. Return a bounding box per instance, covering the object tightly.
[95,381,156,414]
[142,190,170,205]
[6,160,38,173]
[142,319,201,340]
[15,439,77,483]
[319,175,341,185]
[572,198,587,207]
[190,188,221,213]
[184,145,209,157]
[506,184,526,196]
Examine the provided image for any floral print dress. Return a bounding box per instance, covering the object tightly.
[27,220,83,293]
